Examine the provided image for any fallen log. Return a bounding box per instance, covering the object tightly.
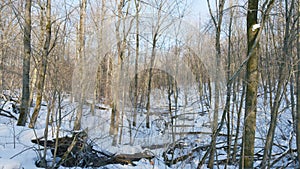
[113,152,154,165]
[31,132,154,168]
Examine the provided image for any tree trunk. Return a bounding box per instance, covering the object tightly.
[240,0,259,168]
[110,0,125,145]
[92,0,107,115]
[17,0,31,126]
[0,10,4,93]
[232,78,245,163]
[296,0,300,165]
[29,0,52,128]
[145,32,157,129]
[29,67,37,107]
[225,1,233,165]
[133,0,140,127]
[74,0,87,131]
[105,56,112,105]
[207,0,225,167]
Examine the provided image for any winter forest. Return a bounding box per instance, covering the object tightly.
[0,0,299,168]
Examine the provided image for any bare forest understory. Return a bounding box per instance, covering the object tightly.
[0,0,300,168]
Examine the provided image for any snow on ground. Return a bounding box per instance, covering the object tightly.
[0,86,298,168]
[0,159,21,169]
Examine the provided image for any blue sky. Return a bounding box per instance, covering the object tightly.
[183,0,210,27]
[191,0,209,17]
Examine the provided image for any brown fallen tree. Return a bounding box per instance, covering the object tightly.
[31,132,154,168]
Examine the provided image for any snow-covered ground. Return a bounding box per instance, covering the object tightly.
[0,86,298,168]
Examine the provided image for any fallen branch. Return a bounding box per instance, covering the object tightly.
[270,148,297,168]
[53,134,79,168]
[0,108,17,120]
[163,143,210,166]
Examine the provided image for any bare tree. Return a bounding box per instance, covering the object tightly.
[206,0,225,167]
[110,0,131,145]
[90,0,107,115]
[144,0,179,129]
[240,0,275,167]
[74,0,87,131]
[240,1,259,167]
[225,0,234,165]
[0,1,4,93]
[296,0,300,165]
[29,0,52,128]
[17,0,31,126]
[132,0,140,127]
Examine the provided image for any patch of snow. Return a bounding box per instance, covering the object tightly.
[0,159,21,169]
[111,145,143,154]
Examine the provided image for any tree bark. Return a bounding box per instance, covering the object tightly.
[240,0,259,168]
[145,32,157,129]
[29,67,37,107]
[133,0,140,127]
[110,0,125,145]
[29,0,52,128]
[296,0,300,165]
[17,0,31,126]
[0,9,4,93]
[74,0,87,131]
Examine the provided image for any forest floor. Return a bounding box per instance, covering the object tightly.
[0,88,297,168]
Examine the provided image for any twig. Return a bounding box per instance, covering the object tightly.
[269,148,297,168]
[10,147,35,159]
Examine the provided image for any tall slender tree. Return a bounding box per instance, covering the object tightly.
[206,0,225,167]
[240,0,275,167]
[132,0,140,127]
[74,0,87,131]
[110,0,126,145]
[29,0,52,128]
[240,0,259,168]
[0,3,4,93]
[17,0,31,126]
[296,0,300,165]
